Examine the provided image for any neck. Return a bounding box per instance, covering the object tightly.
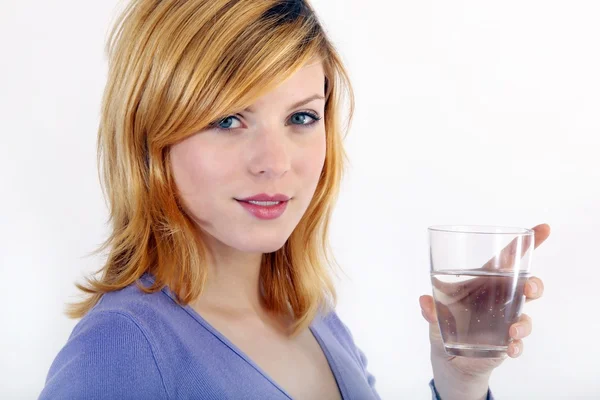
[196,234,266,317]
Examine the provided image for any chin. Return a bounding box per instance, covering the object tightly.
[234,233,290,254]
[242,240,288,254]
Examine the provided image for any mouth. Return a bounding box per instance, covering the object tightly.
[236,193,291,202]
[236,199,286,206]
[235,198,290,220]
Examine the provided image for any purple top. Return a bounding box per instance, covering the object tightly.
[39,272,493,399]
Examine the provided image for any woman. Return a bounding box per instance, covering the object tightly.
[39,0,548,399]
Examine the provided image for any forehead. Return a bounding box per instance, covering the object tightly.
[248,62,325,109]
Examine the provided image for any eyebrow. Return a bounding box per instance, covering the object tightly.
[243,94,325,113]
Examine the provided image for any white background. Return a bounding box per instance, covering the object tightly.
[1,0,599,398]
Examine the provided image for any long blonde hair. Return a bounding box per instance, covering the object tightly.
[67,0,355,335]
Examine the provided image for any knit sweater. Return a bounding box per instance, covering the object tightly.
[39,272,493,399]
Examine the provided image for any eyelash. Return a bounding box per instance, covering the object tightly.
[209,111,322,133]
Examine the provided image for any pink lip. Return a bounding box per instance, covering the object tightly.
[237,193,290,202]
[235,194,290,220]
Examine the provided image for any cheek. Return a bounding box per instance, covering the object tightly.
[301,132,327,179]
[292,132,326,204]
[170,141,237,209]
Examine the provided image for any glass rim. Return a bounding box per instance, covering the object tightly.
[428,225,534,235]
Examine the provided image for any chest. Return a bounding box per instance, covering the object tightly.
[200,313,342,400]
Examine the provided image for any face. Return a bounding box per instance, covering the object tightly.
[170,61,327,258]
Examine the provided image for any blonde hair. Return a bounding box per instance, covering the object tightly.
[67,0,354,336]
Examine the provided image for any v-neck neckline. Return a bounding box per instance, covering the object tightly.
[141,273,346,400]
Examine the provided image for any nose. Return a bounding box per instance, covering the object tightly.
[247,128,291,178]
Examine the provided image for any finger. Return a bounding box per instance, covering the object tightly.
[510,314,533,339]
[532,223,551,249]
[419,295,438,323]
[480,232,533,271]
[524,277,544,301]
[430,274,468,296]
[508,339,524,358]
[431,270,494,299]
[480,223,551,272]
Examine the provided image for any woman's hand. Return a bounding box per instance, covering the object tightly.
[419,223,550,399]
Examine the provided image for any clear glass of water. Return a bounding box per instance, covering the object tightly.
[428,225,534,358]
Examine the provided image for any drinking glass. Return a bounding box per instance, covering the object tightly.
[428,225,534,358]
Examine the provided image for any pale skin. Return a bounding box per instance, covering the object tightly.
[170,60,341,400]
[170,60,328,320]
[170,57,549,399]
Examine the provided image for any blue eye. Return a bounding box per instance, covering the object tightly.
[289,112,321,127]
[214,115,242,130]
[209,111,322,132]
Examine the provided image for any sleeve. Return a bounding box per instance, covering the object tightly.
[429,378,495,400]
[38,311,169,400]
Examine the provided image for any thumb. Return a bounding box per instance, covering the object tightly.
[419,295,438,324]
[420,295,445,352]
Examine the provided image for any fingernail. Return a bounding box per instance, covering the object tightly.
[511,326,521,338]
[513,345,520,356]
[529,281,538,295]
